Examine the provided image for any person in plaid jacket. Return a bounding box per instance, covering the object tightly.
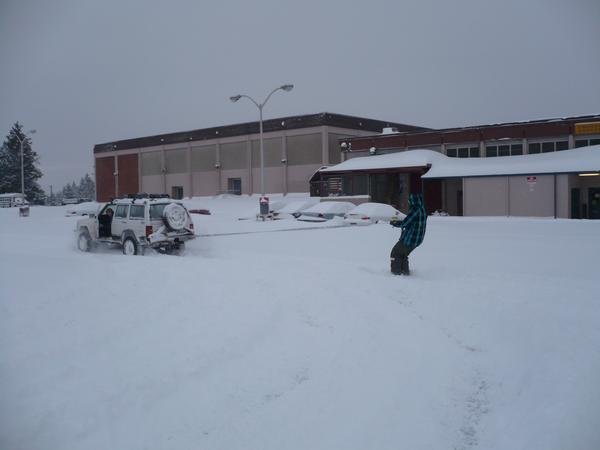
[389,193,427,275]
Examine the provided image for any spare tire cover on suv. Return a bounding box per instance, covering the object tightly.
[162,203,187,231]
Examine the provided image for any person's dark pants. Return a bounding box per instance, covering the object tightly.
[390,241,415,275]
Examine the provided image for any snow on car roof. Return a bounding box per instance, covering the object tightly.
[278,198,320,214]
[348,202,406,218]
[304,201,356,214]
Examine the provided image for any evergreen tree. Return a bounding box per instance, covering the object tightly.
[0,122,44,203]
[59,173,95,200]
[62,183,74,199]
[78,173,95,199]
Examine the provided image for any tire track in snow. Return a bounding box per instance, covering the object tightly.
[454,372,491,450]
[364,271,490,450]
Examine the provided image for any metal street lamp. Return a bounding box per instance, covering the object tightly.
[15,129,36,198]
[229,84,294,200]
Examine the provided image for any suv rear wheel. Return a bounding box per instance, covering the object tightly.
[122,237,139,255]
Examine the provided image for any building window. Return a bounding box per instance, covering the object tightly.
[511,144,523,155]
[575,137,600,148]
[542,142,554,153]
[227,178,242,195]
[339,174,368,195]
[486,143,523,157]
[486,146,498,157]
[446,146,479,158]
[555,141,569,151]
[326,177,342,195]
[530,140,570,154]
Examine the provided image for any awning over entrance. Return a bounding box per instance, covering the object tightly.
[320,149,444,173]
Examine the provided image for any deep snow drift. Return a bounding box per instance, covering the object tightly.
[1,195,599,450]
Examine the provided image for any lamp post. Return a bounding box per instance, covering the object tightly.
[15,129,36,198]
[229,84,294,201]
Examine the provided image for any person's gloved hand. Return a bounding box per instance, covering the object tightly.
[389,218,402,228]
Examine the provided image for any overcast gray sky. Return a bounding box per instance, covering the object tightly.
[1,0,599,191]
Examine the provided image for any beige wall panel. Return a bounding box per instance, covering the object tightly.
[287,165,321,193]
[287,134,322,165]
[464,177,508,216]
[192,172,218,197]
[220,169,249,194]
[220,142,247,170]
[252,167,284,194]
[251,138,283,168]
[141,175,164,194]
[165,148,188,174]
[191,145,217,171]
[508,175,554,217]
[166,173,191,198]
[141,151,163,176]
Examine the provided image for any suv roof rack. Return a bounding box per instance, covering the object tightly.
[125,193,171,200]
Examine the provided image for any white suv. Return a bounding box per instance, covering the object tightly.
[76,196,195,255]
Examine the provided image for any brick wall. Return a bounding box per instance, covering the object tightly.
[96,157,115,202]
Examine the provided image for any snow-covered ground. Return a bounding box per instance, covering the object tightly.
[1,195,599,450]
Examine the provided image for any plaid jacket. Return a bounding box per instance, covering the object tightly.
[394,194,427,247]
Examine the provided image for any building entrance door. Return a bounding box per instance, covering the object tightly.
[457,190,464,216]
[369,173,408,210]
[228,178,242,195]
[171,186,183,200]
[571,188,581,219]
[588,187,600,219]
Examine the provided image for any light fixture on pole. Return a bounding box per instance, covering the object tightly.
[15,129,36,198]
[229,84,294,207]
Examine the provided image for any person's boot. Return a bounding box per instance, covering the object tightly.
[390,257,402,275]
[400,257,410,275]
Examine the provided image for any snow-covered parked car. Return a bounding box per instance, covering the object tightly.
[343,202,406,225]
[271,198,320,219]
[296,201,356,222]
[75,195,195,255]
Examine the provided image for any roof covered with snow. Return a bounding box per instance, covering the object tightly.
[319,146,600,178]
[321,150,444,173]
[423,145,600,178]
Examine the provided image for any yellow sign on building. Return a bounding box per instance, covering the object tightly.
[575,122,600,135]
